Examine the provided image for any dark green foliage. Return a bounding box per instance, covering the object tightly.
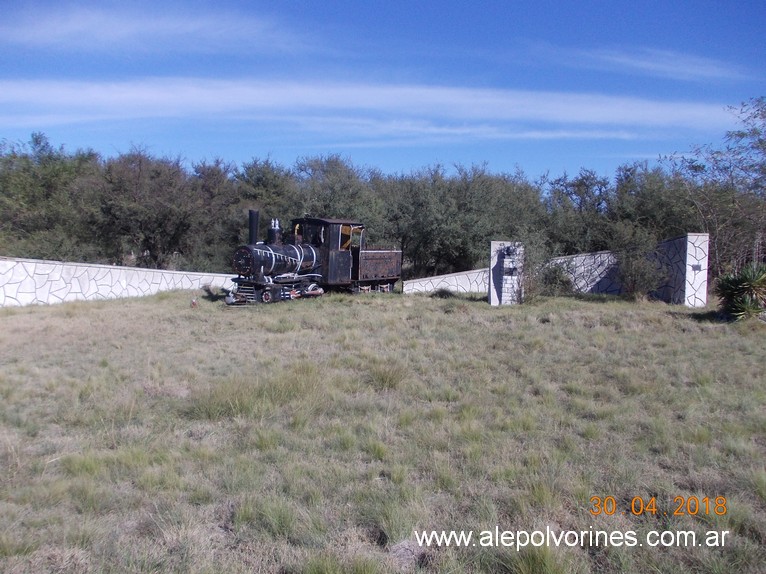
[611,163,699,240]
[668,97,766,275]
[544,169,612,254]
[1,101,765,283]
[237,157,301,226]
[517,228,561,301]
[185,159,242,272]
[608,220,664,300]
[714,265,766,319]
[370,164,545,278]
[0,133,104,261]
[294,155,375,223]
[538,264,574,297]
[97,150,197,268]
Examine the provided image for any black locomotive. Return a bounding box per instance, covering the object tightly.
[225,210,402,305]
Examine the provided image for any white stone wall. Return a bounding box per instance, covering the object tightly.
[547,251,621,295]
[402,233,709,308]
[546,233,709,307]
[0,257,234,307]
[402,268,488,295]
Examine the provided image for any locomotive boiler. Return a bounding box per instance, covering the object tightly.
[225,210,402,305]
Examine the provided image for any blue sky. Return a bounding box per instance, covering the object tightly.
[1,0,764,178]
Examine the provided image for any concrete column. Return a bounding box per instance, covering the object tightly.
[490,241,524,306]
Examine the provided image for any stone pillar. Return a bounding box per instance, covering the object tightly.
[489,241,524,306]
[684,233,709,308]
[652,233,709,307]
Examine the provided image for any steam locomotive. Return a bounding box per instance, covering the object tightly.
[225,210,402,305]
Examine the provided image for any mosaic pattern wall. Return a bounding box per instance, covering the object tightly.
[547,233,708,307]
[404,233,709,308]
[402,268,488,295]
[654,233,709,307]
[0,257,234,307]
[547,251,621,295]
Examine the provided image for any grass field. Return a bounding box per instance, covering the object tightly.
[1,290,764,573]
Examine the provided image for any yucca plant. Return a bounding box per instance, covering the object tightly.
[714,264,766,320]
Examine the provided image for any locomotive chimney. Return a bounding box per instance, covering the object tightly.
[248,210,260,244]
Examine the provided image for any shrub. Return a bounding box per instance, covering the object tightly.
[539,264,574,297]
[714,264,766,320]
[609,221,663,300]
[429,288,456,299]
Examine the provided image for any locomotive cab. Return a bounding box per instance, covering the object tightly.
[290,217,366,286]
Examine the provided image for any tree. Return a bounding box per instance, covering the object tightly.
[544,169,612,254]
[0,133,103,261]
[726,97,766,196]
[609,162,698,241]
[185,159,241,272]
[669,98,766,275]
[97,149,195,268]
[385,166,446,277]
[236,157,300,229]
[293,154,379,226]
[608,219,663,300]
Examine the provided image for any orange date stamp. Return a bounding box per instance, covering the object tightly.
[589,495,727,517]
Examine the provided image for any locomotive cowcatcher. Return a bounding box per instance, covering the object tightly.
[225,210,402,305]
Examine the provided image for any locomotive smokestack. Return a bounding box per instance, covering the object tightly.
[248,210,260,244]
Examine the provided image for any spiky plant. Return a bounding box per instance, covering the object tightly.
[714,264,766,320]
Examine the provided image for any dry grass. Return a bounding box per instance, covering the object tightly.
[0,290,764,573]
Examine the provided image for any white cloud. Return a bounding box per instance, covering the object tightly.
[0,78,735,146]
[572,46,748,82]
[0,5,307,54]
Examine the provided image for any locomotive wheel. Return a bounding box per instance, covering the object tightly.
[304,283,324,297]
[260,289,272,303]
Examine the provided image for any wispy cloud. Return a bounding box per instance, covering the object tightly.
[0,5,309,54]
[570,46,748,82]
[0,78,734,146]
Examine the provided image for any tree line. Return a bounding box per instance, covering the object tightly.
[1,100,764,289]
